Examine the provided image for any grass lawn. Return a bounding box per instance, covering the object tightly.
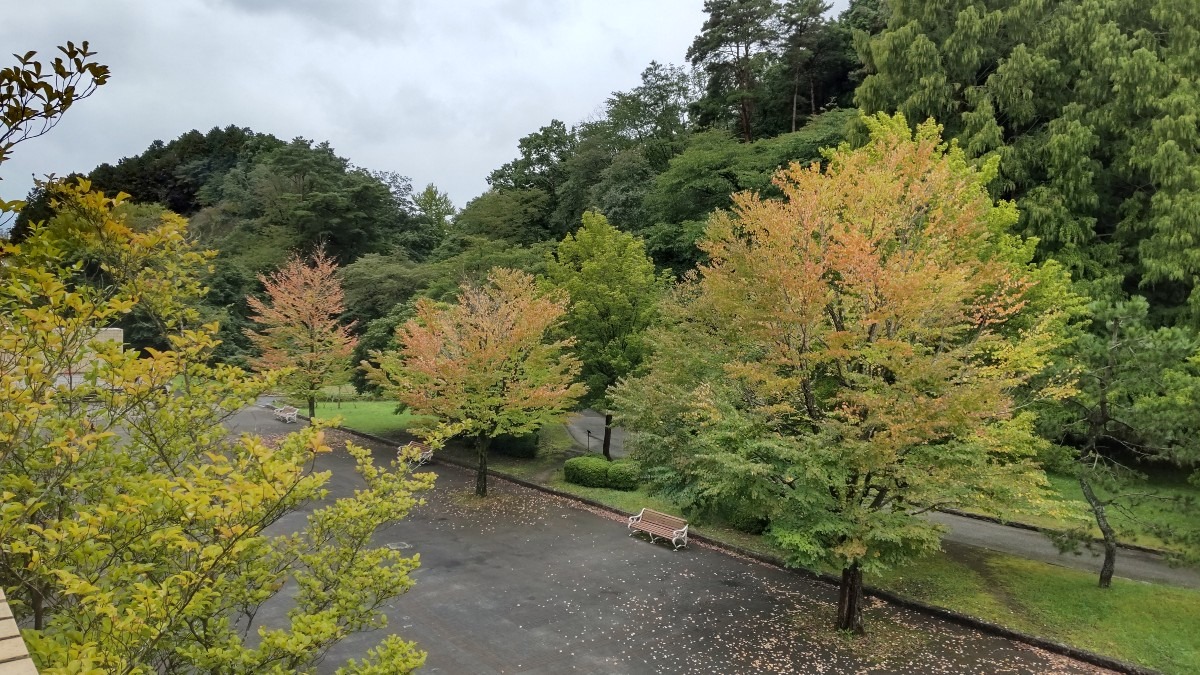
[873,548,1200,674]
[306,401,431,439]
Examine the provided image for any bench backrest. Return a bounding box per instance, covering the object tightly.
[279,406,298,414]
[640,509,687,530]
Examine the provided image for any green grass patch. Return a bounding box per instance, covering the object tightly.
[307,401,431,439]
[870,548,1200,673]
[546,479,681,516]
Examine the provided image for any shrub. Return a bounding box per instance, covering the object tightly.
[720,503,770,534]
[606,460,641,491]
[492,433,539,458]
[564,455,610,487]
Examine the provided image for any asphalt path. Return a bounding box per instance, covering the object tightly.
[564,412,1200,589]
[227,406,1107,674]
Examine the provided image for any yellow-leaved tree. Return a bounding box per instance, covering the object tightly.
[613,114,1080,633]
[0,181,431,673]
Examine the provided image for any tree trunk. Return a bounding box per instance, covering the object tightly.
[32,585,45,630]
[307,396,316,419]
[475,435,491,497]
[791,72,801,133]
[1079,477,1118,588]
[602,413,613,461]
[836,564,865,633]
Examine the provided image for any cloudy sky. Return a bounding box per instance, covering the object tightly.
[1,1,845,209]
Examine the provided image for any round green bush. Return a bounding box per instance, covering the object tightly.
[605,460,641,491]
[564,455,610,488]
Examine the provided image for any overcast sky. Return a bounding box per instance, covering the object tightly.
[1,0,846,209]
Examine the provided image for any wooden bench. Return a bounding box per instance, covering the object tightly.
[399,441,433,468]
[628,508,688,550]
[273,406,299,423]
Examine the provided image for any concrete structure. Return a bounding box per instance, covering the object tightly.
[0,589,36,675]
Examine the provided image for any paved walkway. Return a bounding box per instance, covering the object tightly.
[230,407,1107,674]
[563,414,1200,590]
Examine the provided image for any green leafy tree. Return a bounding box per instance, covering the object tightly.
[89,125,262,216]
[452,188,553,245]
[366,268,586,496]
[404,182,455,257]
[542,212,671,459]
[487,120,577,196]
[591,148,657,234]
[1040,292,1200,586]
[0,183,429,673]
[856,0,1200,318]
[644,108,854,270]
[613,114,1075,632]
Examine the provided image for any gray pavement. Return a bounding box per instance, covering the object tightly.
[229,407,1106,674]
[565,410,626,458]
[563,415,1200,590]
[928,511,1200,589]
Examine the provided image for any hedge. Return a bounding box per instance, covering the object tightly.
[564,456,641,491]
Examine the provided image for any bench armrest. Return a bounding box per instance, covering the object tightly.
[627,508,646,525]
[673,525,688,537]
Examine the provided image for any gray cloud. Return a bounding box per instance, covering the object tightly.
[1,1,707,209]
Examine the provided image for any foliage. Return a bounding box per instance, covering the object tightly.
[0,42,109,197]
[687,0,779,142]
[541,211,671,409]
[0,185,430,673]
[366,268,586,495]
[564,455,613,488]
[492,433,540,459]
[613,113,1075,632]
[339,253,428,329]
[856,0,1200,319]
[644,108,854,269]
[563,455,644,490]
[452,188,553,245]
[89,125,261,216]
[404,182,455,258]
[1036,291,1200,581]
[605,460,643,491]
[245,246,358,417]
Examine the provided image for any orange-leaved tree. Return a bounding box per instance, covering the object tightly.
[366,268,586,496]
[613,113,1078,633]
[246,246,357,418]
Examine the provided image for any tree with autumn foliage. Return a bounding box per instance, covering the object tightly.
[612,114,1077,633]
[246,246,357,418]
[366,268,586,496]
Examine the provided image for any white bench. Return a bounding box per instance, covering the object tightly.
[399,441,433,468]
[628,508,689,550]
[273,406,299,423]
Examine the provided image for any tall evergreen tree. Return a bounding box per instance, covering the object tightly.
[688,0,781,142]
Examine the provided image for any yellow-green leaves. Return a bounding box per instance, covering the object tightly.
[0,186,429,673]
